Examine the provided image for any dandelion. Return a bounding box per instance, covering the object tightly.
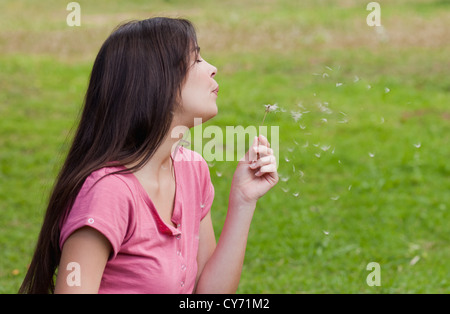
[261,104,279,126]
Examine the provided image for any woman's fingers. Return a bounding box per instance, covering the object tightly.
[249,154,276,171]
[253,144,273,158]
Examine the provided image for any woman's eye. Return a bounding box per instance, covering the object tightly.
[196,59,203,63]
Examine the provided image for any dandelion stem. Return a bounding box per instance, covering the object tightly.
[260,110,269,127]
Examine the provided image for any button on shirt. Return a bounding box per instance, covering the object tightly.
[59,147,214,293]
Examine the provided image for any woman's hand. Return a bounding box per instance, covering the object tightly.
[230,134,279,205]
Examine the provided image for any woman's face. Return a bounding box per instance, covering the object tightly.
[177,51,219,127]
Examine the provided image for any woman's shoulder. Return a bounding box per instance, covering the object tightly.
[81,165,137,198]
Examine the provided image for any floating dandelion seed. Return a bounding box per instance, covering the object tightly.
[313,143,320,147]
[336,82,343,87]
[367,84,372,89]
[330,195,340,201]
[323,230,330,236]
[410,255,420,266]
[384,87,390,93]
[291,111,303,122]
[280,175,290,182]
[348,184,352,191]
[325,66,333,71]
[380,117,385,124]
[200,204,205,209]
[216,171,222,177]
[354,75,360,83]
[284,156,290,162]
[414,143,421,148]
[281,187,289,193]
[315,153,321,158]
[321,145,331,152]
[292,192,299,197]
[302,141,309,148]
[287,147,294,152]
[322,73,329,78]
[368,152,375,158]
[321,118,328,123]
[299,124,306,130]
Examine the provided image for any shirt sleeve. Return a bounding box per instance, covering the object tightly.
[59,172,135,260]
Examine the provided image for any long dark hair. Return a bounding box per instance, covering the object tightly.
[19,17,199,294]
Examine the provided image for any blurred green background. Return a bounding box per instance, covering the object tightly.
[1,0,449,293]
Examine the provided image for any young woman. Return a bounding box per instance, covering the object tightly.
[19,17,278,294]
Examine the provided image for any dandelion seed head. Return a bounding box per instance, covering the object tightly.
[264,103,279,112]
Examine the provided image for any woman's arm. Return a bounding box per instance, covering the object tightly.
[195,135,278,293]
[54,227,111,294]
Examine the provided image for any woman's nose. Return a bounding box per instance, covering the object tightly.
[210,64,218,78]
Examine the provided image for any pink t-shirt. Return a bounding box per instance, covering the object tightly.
[59,147,214,294]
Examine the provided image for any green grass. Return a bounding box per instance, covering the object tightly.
[1,0,449,293]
